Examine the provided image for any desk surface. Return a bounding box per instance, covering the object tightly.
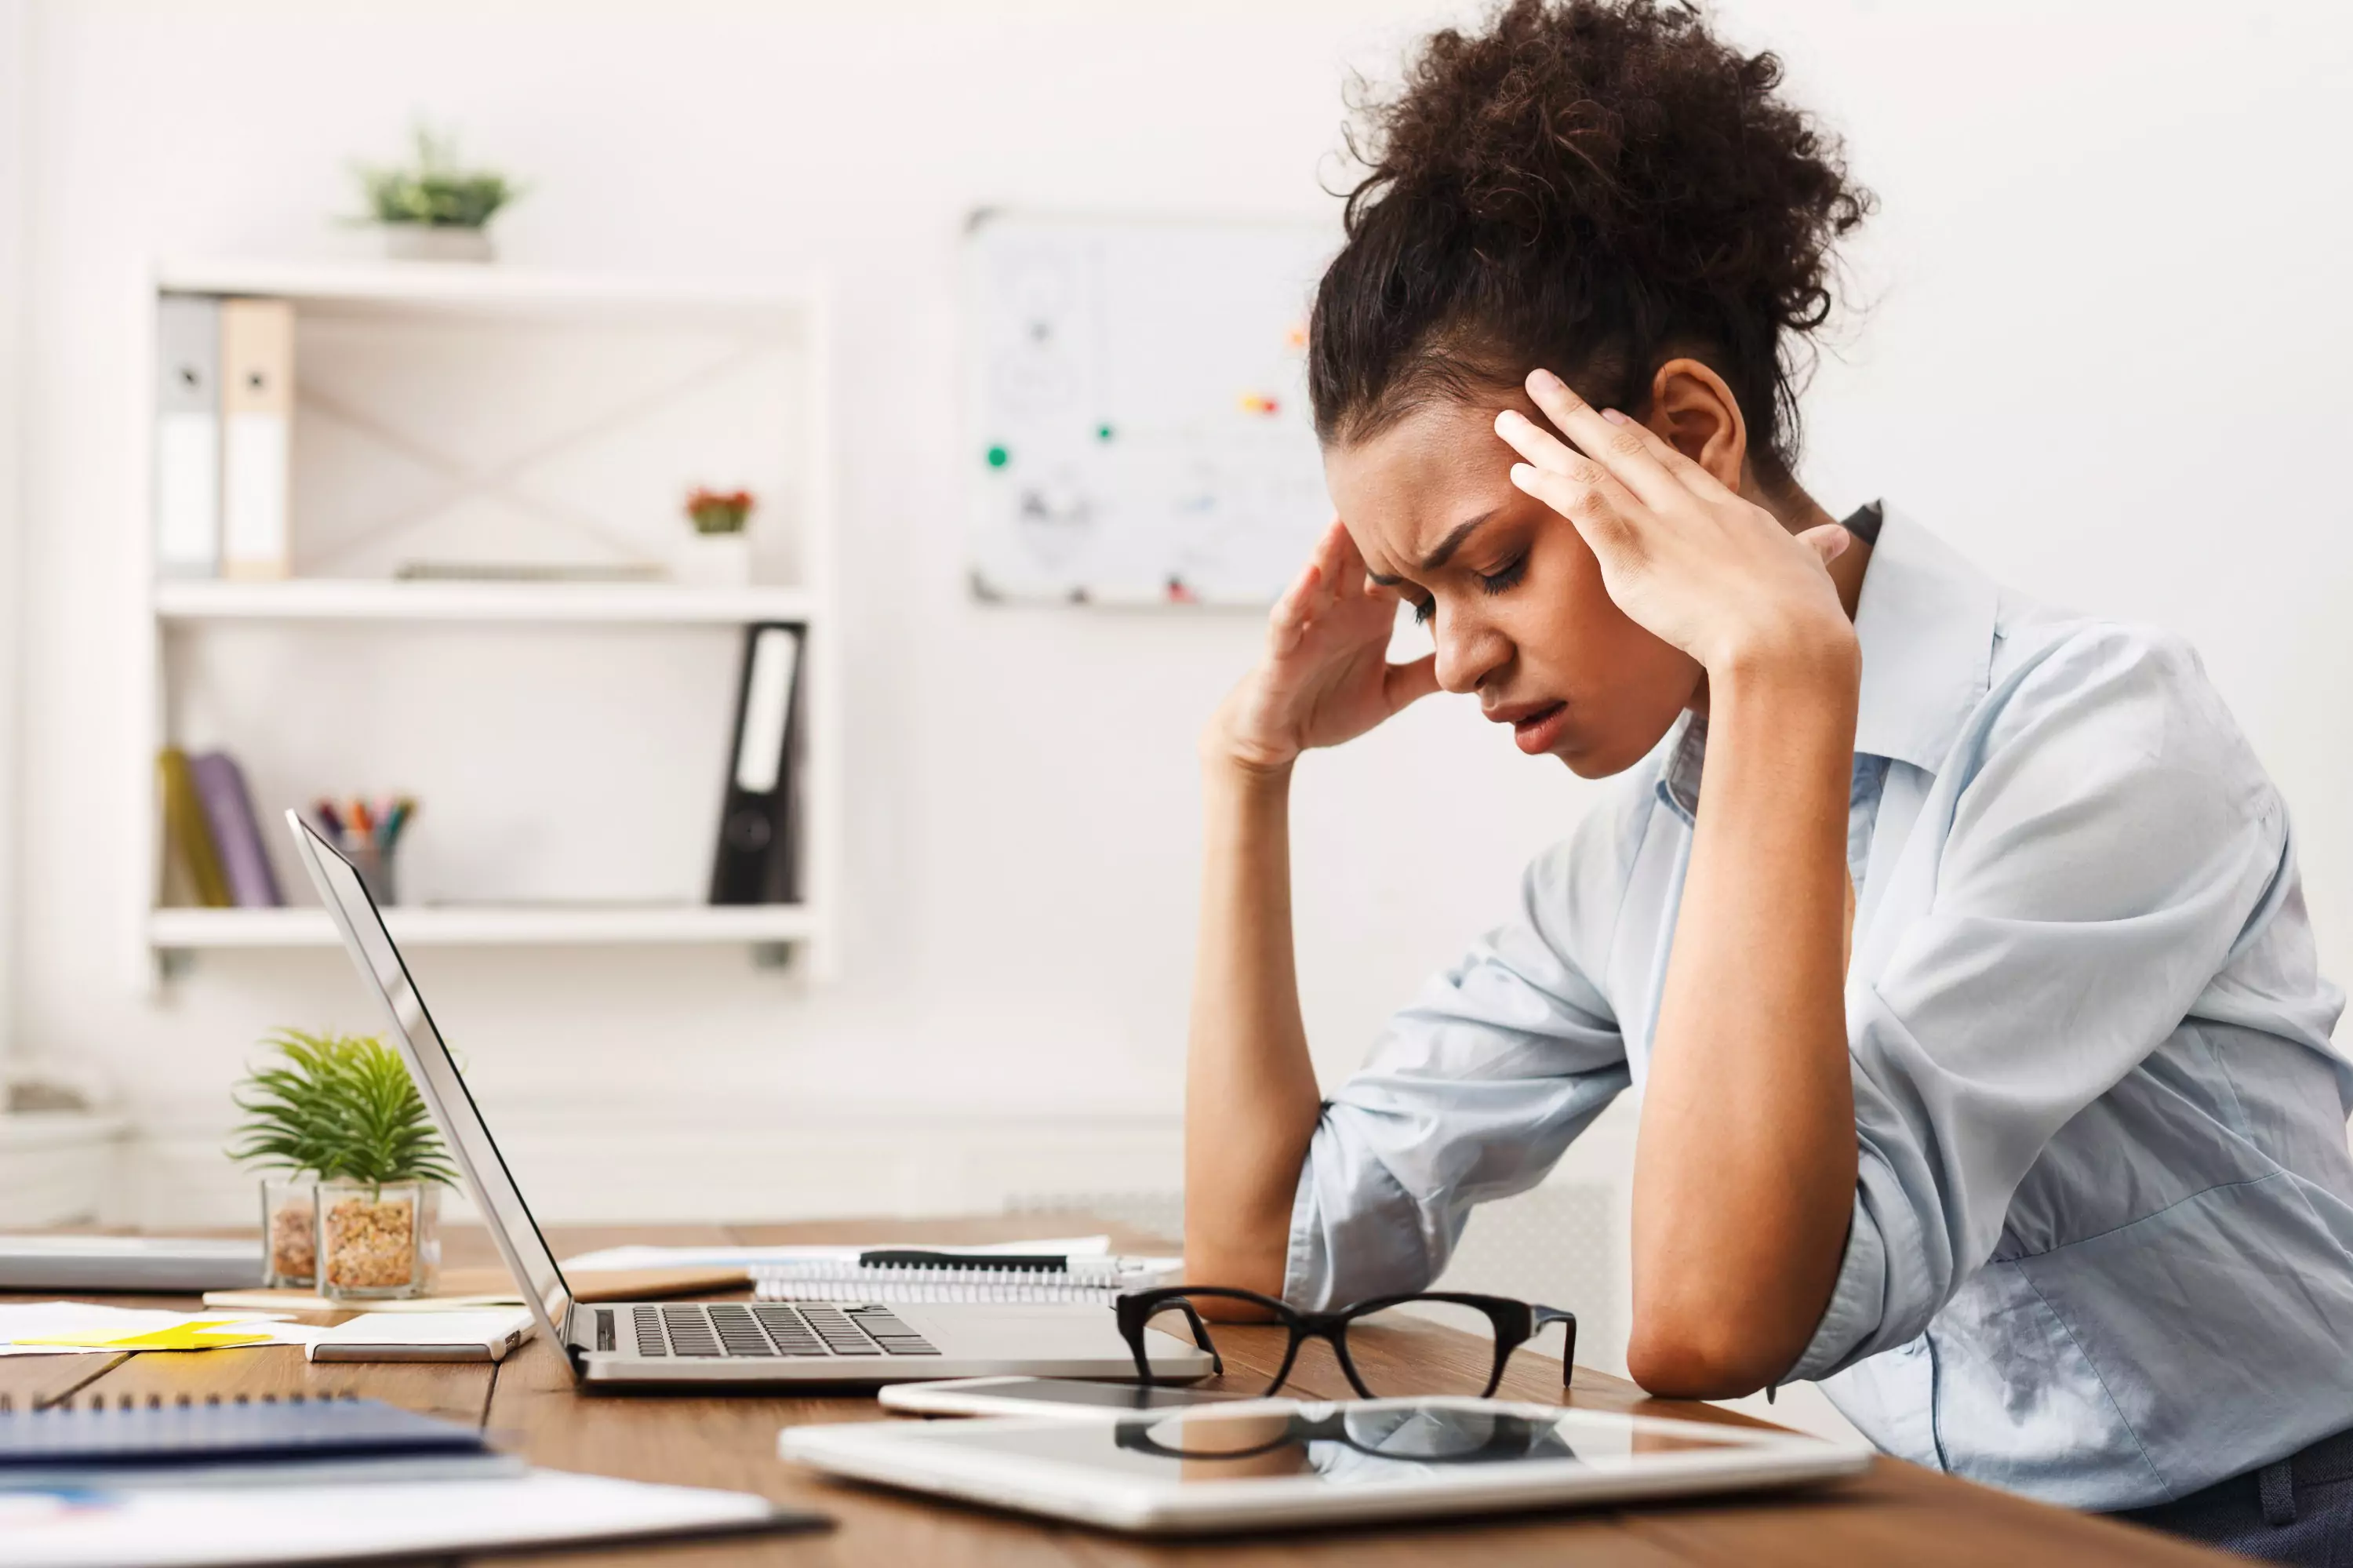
[1,1217,2224,1566]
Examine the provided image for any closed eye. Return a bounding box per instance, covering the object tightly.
[1477,555,1528,596]
[1412,555,1525,625]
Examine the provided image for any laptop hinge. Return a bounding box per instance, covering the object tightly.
[558,1301,589,1367]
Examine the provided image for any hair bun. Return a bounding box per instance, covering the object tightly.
[1314,0,1872,471]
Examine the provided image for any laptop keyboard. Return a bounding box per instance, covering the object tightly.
[620,1302,939,1359]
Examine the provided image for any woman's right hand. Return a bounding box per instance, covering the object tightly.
[1206,518,1442,774]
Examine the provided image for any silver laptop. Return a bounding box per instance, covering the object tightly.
[286,812,1213,1389]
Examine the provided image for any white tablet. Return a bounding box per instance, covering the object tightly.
[780,1397,1871,1535]
[879,1376,1258,1419]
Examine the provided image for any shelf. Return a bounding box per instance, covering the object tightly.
[133,256,840,991]
[155,578,820,626]
[156,257,820,319]
[148,904,820,951]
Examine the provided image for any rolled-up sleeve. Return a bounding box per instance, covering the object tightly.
[1285,820,1633,1309]
[1789,628,2289,1381]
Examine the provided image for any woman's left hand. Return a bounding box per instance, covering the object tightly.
[1495,368,1856,677]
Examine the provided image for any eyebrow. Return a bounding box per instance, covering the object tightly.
[1365,510,1499,586]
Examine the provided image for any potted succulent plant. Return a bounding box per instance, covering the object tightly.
[679,487,755,587]
[678,487,756,587]
[230,1030,460,1298]
[353,125,519,263]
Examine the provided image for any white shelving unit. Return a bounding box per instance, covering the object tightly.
[155,578,822,626]
[133,258,838,984]
[147,904,821,951]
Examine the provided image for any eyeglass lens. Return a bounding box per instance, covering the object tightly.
[1135,1295,1511,1397]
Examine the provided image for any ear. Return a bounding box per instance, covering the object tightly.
[1646,358,1749,492]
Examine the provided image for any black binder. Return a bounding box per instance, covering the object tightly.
[710,622,805,905]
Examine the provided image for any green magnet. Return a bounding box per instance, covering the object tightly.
[1096,424,1115,442]
[986,445,1009,468]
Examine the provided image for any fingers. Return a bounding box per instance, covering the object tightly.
[1584,395,1743,506]
[1515,368,1739,508]
[1797,522,1852,569]
[1504,372,1685,515]
[1319,518,1402,606]
[1267,555,1322,656]
[1324,517,1372,592]
[1490,404,1647,560]
[1305,519,1351,604]
[1306,517,1387,613]
[1269,519,1384,657]
[1490,403,1655,570]
[1382,653,1440,714]
[1505,458,1638,565]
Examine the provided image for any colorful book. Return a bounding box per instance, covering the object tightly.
[157,748,231,908]
[189,751,282,908]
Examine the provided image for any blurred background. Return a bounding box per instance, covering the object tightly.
[0,0,2346,1416]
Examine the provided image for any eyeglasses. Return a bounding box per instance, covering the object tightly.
[1114,1286,1575,1399]
[1115,1402,1578,1464]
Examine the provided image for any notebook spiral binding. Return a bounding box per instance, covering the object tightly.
[750,1254,1176,1307]
[3,1391,365,1415]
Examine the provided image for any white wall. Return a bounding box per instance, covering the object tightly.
[0,0,27,1078]
[9,0,2350,1299]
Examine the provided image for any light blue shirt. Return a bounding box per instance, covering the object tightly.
[1283,506,2353,1511]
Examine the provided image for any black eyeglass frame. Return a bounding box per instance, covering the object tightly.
[1114,1285,1576,1400]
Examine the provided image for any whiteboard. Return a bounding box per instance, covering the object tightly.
[963,212,1339,606]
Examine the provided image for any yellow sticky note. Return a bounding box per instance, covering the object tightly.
[18,1319,274,1352]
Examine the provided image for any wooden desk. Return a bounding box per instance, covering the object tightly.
[1,1217,2228,1566]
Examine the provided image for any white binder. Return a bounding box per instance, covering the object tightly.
[152,294,221,578]
[220,296,295,580]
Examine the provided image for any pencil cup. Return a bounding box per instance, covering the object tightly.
[343,838,398,908]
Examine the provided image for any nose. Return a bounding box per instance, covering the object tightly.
[1431,606,1508,695]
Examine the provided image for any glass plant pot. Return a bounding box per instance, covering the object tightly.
[260,1177,318,1289]
[316,1180,441,1301]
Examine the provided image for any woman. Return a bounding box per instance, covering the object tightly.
[1184,2,2353,1557]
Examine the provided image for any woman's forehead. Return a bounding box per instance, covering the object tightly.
[1324,400,1526,575]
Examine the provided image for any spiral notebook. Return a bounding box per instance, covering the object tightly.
[751,1250,1181,1307]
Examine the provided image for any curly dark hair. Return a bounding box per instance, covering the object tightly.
[1307,0,1871,486]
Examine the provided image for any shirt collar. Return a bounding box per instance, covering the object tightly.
[1655,504,1997,821]
[1849,503,1999,773]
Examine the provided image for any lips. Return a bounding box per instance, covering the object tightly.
[1486,700,1569,755]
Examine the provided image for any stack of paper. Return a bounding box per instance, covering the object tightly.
[0,1469,811,1566]
[0,1304,325,1356]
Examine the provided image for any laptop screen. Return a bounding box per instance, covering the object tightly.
[286,813,573,1338]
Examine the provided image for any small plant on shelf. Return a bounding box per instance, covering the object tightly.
[686,488,755,535]
[230,1029,460,1298]
[678,487,757,586]
[352,124,520,261]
